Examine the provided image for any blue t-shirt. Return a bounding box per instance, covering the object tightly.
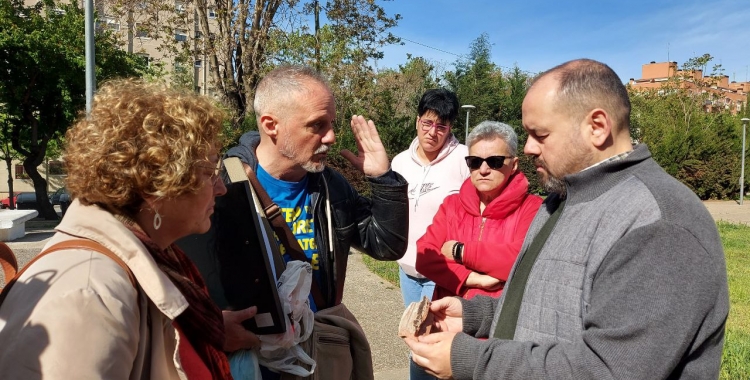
[256,165,321,311]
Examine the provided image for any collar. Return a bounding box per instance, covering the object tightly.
[55,200,189,319]
[581,149,634,172]
[563,144,653,205]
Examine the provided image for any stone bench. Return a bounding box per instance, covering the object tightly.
[0,210,40,241]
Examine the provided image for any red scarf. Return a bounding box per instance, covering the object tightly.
[126,224,233,380]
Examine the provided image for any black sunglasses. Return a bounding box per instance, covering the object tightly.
[465,155,510,170]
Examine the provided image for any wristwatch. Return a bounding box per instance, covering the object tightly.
[452,242,464,264]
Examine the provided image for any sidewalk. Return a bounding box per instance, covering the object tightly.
[702,200,750,224]
[342,253,410,380]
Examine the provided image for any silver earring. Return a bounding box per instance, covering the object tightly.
[153,211,162,230]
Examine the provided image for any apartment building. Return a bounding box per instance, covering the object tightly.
[629,61,749,114]
[20,0,214,93]
[108,0,216,95]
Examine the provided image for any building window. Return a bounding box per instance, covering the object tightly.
[136,53,150,67]
[98,16,120,31]
[208,7,216,18]
[135,24,150,38]
[174,61,187,74]
[194,60,202,68]
[175,30,188,42]
[15,165,29,179]
[48,161,65,176]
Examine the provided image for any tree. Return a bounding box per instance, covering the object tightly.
[442,35,538,191]
[445,33,505,142]
[0,111,21,209]
[0,0,145,219]
[109,0,400,127]
[361,56,438,156]
[629,54,743,199]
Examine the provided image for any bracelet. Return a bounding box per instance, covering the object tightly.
[452,242,464,264]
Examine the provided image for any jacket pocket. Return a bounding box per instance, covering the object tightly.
[334,223,356,243]
[310,322,352,380]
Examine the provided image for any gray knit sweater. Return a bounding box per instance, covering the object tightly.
[451,144,729,379]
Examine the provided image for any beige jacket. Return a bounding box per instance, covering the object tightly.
[0,200,193,380]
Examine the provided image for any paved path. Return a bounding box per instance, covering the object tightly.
[2,200,748,380]
[342,253,410,379]
[702,200,750,224]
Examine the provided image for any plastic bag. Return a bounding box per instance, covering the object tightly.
[228,349,261,380]
[257,260,316,376]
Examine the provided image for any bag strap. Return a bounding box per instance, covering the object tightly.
[0,239,137,305]
[242,163,329,310]
[0,243,18,289]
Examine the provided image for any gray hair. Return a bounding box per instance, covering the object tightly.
[253,65,331,121]
[466,121,518,156]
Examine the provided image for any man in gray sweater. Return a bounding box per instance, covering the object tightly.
[404,59,729,379]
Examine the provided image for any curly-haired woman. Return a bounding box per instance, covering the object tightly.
[0,79,235,379]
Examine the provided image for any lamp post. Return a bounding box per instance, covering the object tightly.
[741,118,749,205]
[461,105,476,143]
[85,0,95,115]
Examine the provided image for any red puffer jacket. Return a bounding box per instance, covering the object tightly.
[416,172,542,300]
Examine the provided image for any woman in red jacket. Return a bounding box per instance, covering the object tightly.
[416,121,543,300]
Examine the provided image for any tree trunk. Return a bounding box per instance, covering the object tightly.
[23,158,58,220]
[5,157,15,209]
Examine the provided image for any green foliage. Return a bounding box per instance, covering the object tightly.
[0,0,145,218]
[170,53,196,91]
[717,221,750,379]
[629,79,743,200]
[326,55,439,196]
[440,34,537,191]
[445,33,504,141]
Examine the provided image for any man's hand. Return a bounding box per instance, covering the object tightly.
[465,272,504,291]
[222,306,261,352]
[340,115,390,177]
[430,297,463,333]
[404,332,457,379]
[440,240,458,259]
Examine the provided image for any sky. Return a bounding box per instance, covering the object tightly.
[372,0,750,84]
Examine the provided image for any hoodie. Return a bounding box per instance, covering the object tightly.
[391,134,470,278]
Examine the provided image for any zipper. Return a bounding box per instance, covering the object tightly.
[478,217,487,241]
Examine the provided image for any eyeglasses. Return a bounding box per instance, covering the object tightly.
[195,160,224,185]
[419,118,450,134]
[465,155,510,170]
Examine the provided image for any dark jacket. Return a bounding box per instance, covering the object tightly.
[225,131,409,308]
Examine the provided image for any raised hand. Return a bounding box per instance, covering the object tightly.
[340,115,390,177]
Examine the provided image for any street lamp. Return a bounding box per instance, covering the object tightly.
[461,105,476,144]
[741,118,749,205]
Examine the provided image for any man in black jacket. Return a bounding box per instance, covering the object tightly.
[220,65,408,361]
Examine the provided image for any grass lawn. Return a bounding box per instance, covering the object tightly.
[362,221,750,379]
[718,222,750,379]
